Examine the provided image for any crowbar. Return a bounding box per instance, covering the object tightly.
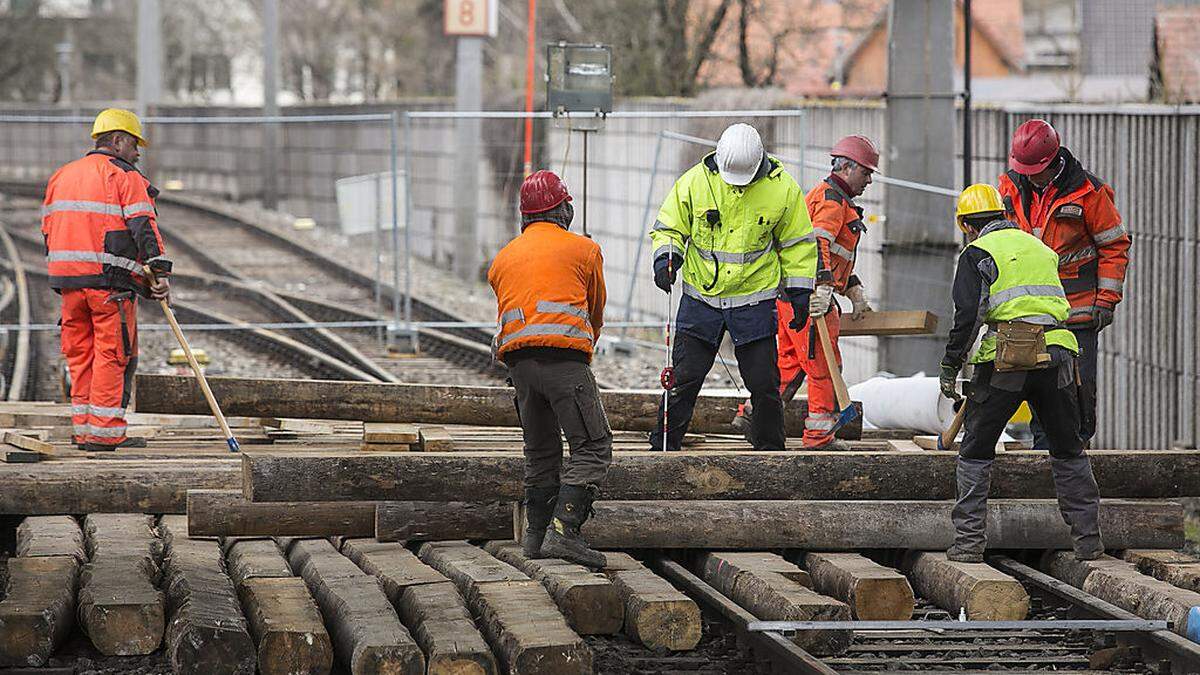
[814,312,859,431]
[144,266,241,453]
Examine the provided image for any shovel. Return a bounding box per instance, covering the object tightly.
[814,312,860,431]
[144,267,241,453]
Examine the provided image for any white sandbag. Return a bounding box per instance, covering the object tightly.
[848,373,956,434]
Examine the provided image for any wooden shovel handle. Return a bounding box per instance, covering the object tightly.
[814,313,852,410]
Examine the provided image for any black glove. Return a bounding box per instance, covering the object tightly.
[787,290,810,332]
[940,362,962,401]
[653,253,682,293]
[1094,305,1115,332]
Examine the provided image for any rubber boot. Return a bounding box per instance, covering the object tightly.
[947,457,993,563]
[83,437,148,452]
[1049,455,1104,560]
[521,486,558,559]
[540,484,606,569]
[731,400,753,444]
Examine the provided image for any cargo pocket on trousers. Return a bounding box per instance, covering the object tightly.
[573,383,611,441]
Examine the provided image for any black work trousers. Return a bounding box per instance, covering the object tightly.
[650,332,784,452]
[509,358,613,489]
[1031,327,1097,449]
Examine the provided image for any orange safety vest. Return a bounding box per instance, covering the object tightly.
[806,177,865,292]
[998,148,1129,325]
[42,151,171,296]
[488,221,606,359]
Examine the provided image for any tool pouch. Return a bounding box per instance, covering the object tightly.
[994,321,1051,372]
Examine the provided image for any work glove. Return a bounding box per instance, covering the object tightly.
[809,284,834,317]
[653,253,682,293]
[787,291,810,332]
[845,284,873,321]
[940,363,962,402]
[1094,304,1115,332]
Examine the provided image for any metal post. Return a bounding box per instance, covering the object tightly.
[962,0,973,187]
[135,0,162,117]
[262,0,280,209]
[389,110,401,335]
[55,41,73,105]
[622,130,666,329]
[402,112,415,334]
[374,171,383,343]
[582,129,589,237]
[453,37,483,278]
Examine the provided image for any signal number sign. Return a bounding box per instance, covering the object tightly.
[445,0,497,37]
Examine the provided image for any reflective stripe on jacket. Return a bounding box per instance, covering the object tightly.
[806,176,865,292]
[967,227,1079,365]
[649,153,817,308]
[488,221,606,358]
[998,147,1129,325]
[41,151,171,296]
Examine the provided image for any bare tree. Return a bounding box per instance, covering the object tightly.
[0,2,60,102]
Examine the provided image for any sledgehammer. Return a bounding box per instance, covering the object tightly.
[814,313,860,431]
[938,399,968,451]
[144,266,241,453]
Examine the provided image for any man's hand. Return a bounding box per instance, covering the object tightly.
[1094,305,1114,332]
[809,284,834,317]
[653,253,681,293]
[149,276,170,303]
[846,284,874,321]
[940,363,962,401]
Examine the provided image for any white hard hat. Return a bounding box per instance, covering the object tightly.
[715,123,764,186]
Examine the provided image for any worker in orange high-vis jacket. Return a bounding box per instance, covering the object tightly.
[998,119,1130,449]
[488,170,611,570]
[42,108,171,451]
[732,135,879,450]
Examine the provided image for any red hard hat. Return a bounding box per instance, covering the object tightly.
[1009,119,1060,175]
[519,170,572,215]
[830,135,879,172]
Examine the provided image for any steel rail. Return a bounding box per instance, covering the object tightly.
[0,223,33,401]
[749,619,1169,632]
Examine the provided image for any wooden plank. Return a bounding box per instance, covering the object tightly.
[417,426,455,452]
[800,553,914,620]
[137,373,863,438]
[158,516,256,675]
[575,499,1181,550]
[78,514,165,656]
[600,553,701,651]
[258,418,335,434]
[700,552,851,656]
[1,448,39,463]
[15,516,85,563]
[374,501,513,542]
[363,422,419,445]
[241,449,1200,502]
[902,552,1030,621]
[288,539,425,674]
[838,310,938,336]
[1122,549,1200,593]
[187,489,375,537]
[225,539,293,589]
[3,430,54,454]
[0,459,240,514]
[0,557,78,667]
[238,577,334,675]
[1041,551,1200,637]
[417,541,591,674]
[485,540,623,635]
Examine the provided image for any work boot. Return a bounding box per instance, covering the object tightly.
[521,485,558,559]
[731,401,754,444]
[540,484,607,569]
[1049,455,1104,560]
[807,438,853,452]
[83,437,148,452]
[948,457,993,563]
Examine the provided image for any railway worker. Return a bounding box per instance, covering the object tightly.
[941,183,1102,563]
[998,119,1129,450]
[731,135,879,450]
[648,122,818,452]
[41,108,171,451]
[487,169,611,569]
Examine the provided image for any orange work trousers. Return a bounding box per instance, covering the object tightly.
[776,298,841,447]
[61,288,137,446]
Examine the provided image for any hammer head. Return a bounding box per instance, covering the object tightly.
[832,404,860,432]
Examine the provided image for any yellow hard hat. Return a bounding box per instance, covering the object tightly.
[91,108,148,147]
[955,183,1004,232]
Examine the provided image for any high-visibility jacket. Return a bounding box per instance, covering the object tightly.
[488,221,606,359]
[998,148,1129,326]
[42,150,171,297]
[968,227,1079,364]
[649,153,817,308]
[807,176,865,292]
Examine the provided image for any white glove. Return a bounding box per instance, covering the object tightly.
[845,285,874,321]
[809,284,834,317]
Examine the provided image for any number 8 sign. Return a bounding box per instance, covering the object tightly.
[444,0,497,37]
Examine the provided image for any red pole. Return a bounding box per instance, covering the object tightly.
[522,0,537,177]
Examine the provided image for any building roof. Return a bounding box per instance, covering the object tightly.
[1154,5,1200,101]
